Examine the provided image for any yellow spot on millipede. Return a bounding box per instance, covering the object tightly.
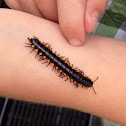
[56,67,58,69]
[39,52,42,55]
[74,81,77,84]
[67,76,69,78]
[71,79,73,82]
[64,73,66,76]
[43,56,46,58]
[35,49,38,52]
[60,70,62,72]
[47,60,50,62]
[32,45,35,48]
[78,84,84,87]
[52,63,54,66]
[66,62,68,64]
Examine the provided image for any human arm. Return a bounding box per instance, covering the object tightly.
[0,9,126,125]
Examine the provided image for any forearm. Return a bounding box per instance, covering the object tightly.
[0,9,126,125]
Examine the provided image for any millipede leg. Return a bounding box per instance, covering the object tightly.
[35,53,39,59]
[57,54,60,57]
[75,84,79,88]
[48,45,52,50]
[65,78,69,81]
[24,45,31,47]
[59,72,65,78]
[42,61,48,64]
[60,75,65,78]
[60,56,65,60]
[93,77,99,82]
[45,43,51,48]
[38,57,44,61]
[64,58,69,62]
[69,78,72,83]
[54,51,57,55]
[59,72,62,77]
[79,70,84,75]
[52,66,55,71]
[46,62,50,67]
[30,48,35,54]
[50,48,52,51]
[81,71,84,75]
[53,66,58,73]
[33,36,38,39]
[92,86,96,94]
[55,69,59,74]
[70,64,73,68]
[74,67,78,70]
[25,43,31,45]
[68,59,72,65]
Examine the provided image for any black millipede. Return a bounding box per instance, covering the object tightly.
[25,36,98,94]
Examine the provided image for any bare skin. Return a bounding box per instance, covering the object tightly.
[5,0,108,46]
[0,9,126,125]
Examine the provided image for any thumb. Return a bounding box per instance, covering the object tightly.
[85,0,108,33]
[57,0,86,46]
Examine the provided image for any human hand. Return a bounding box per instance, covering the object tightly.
[5,0,108,46]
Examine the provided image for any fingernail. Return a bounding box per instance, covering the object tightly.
[91,11,99,30]
[69,39,83,46]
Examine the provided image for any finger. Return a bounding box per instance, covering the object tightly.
[35,0,58,22]
[57,0,85,46]
[85,0,108,33]
[4,0,24,11]
[18,0,44,17]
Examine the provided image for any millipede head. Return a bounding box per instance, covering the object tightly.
[28,37,34,45]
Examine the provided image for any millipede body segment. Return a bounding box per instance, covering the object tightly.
[26,36,98,94]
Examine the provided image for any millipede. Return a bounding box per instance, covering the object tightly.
[25,36,98,94]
